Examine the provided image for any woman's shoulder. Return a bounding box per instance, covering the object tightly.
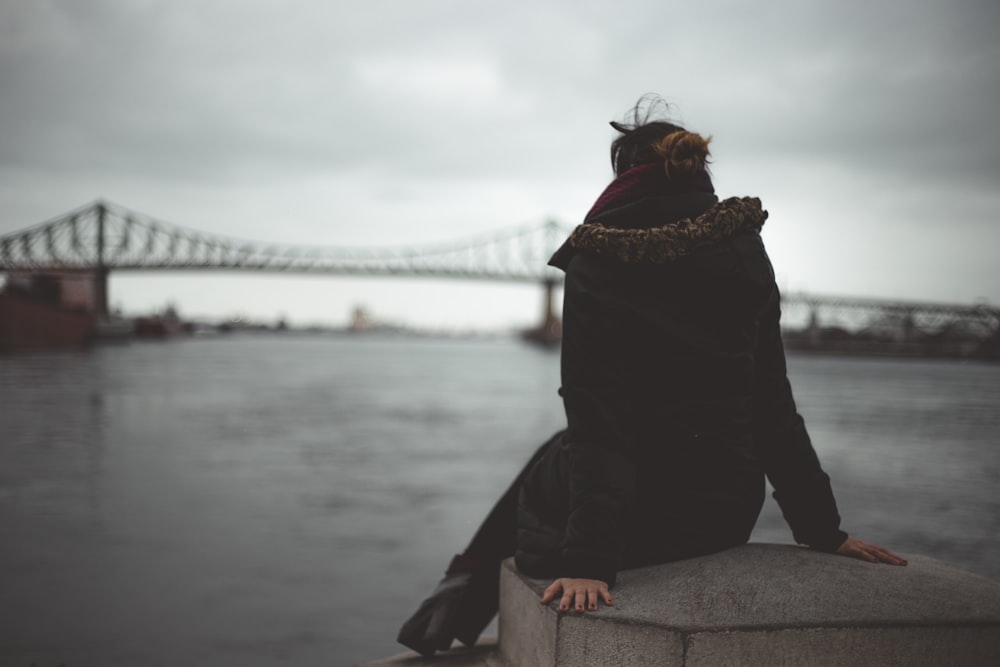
[559,195,767,269]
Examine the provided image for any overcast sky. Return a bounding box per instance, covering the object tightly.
[2,0,998,329]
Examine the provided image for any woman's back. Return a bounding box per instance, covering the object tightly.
[523,192,778,574]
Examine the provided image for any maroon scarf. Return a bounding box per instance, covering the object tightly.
[585,163,715,222]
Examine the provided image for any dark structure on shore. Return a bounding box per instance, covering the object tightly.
[780,292,1000,361]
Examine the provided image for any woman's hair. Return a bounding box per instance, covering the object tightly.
[610,94,712,178]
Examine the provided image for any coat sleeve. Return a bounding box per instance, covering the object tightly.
[556,266,639,587]
[752,288,848,552]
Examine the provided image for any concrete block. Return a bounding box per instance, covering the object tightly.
[366,544,1000,666]
[555,614,684,666]
[686,626,1000,667]
[497,559,558,666]
[494,544,1000,666]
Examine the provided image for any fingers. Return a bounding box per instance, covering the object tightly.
[868,544,908,566]
[539,578,614,612]
[852,541,901,565]
[854,543,880,563]
[539,579,575,610]
[836,536,908,566]
[539,581,561,606]
[560,589,574,612]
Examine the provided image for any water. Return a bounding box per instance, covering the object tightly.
[1,336,998,666]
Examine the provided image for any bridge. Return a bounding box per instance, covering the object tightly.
[1,200,997,353]
[0,200,569,333]
[782,292,999,332]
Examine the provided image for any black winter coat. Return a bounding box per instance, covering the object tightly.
[514,191,847,586]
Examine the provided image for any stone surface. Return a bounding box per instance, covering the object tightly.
[500,544,1000,666]
[355,638,498,667]
[364,544,1000,666]
[496,560,557,666]
[554,614,684,666]
[685,626,1000,667]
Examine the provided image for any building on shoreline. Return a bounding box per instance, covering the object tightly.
[0,271,98,353]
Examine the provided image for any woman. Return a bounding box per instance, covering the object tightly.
[397,97,906,658]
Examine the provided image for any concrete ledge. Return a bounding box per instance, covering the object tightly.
[363,544,1000,666]
[357,638,499,667]
[501,544,1000,666]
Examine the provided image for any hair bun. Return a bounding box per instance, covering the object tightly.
[652,131,712,179]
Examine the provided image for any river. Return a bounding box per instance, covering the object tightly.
[1,335,998,666]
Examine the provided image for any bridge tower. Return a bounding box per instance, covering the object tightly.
[521,277,562,346]
[94,201,110,319]
[540,277,561,336]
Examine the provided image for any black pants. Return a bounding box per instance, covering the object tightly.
[462,430,563,564]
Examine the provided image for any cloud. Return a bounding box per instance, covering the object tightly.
[1,0,998,323]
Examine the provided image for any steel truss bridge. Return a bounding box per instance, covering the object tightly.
[0,200,569,279]
[0,200,568,327]
[780,292,1000,341]
[1,200,997,344]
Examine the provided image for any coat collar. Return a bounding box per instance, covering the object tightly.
[550,196,767,268]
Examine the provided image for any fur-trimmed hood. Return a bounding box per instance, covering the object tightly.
[559,196,768,265]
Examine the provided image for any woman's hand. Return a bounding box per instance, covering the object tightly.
[540,578,614,612]
[835,536,908,566]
